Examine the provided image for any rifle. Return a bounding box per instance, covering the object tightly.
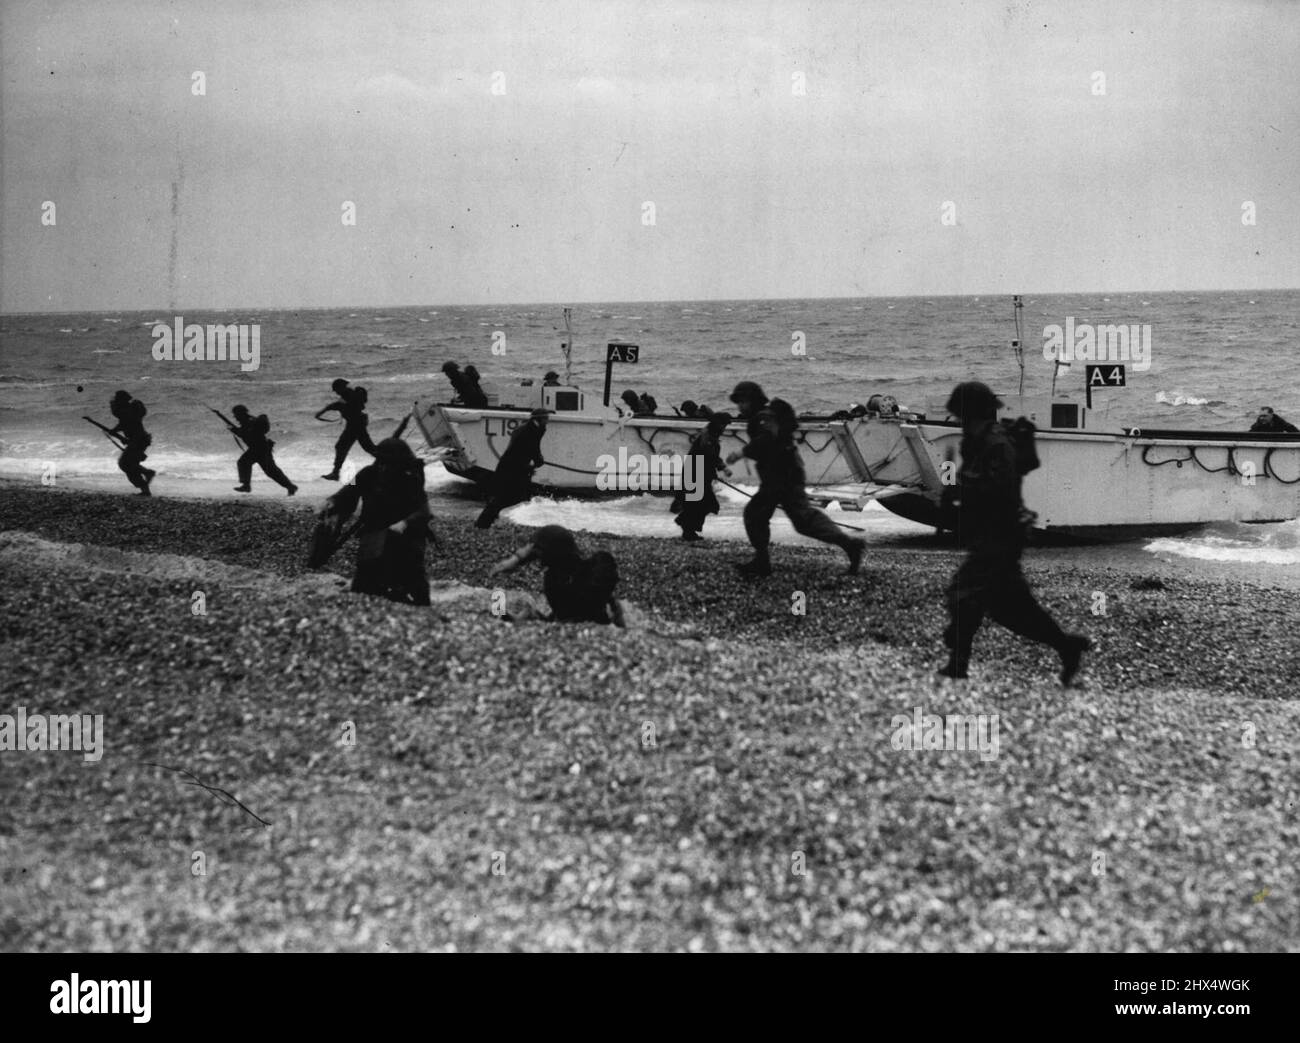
[308,515,364,568]
[208,406,246,450]
[82,416,127,451]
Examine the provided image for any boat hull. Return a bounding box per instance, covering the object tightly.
[852,420,1300,536]
[414,402,869,491]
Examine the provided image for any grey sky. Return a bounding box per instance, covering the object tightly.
[3,0,1297,309]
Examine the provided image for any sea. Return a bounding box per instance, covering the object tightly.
[3,291,1300,565]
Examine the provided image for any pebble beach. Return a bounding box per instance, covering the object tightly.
[2,483,1298,951]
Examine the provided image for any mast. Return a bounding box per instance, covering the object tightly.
[561,307,574,385]
[1012,294,1025,397]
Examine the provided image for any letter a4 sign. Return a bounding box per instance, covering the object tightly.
[1086,363,1126,386]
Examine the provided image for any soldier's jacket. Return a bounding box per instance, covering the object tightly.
[543,551,619,624]
[497,420,545,476]
[953,419,1024,550]
[109,398,150,444]
[236,413,273,450]
[328,459,430,539]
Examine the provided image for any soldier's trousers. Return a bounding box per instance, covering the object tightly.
[743,485,854,560]
[238,447,294,489]
[944,548,1067,663]
[352,530,430,606]
[332,424,377,473]
[118,440,150,490]
[475,471,532,528]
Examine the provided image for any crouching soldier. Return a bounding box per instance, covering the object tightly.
[318,437,432,606]
[940,381,1090,685]
[489,524,625,626]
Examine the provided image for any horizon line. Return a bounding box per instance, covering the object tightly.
[4,285,1298,317]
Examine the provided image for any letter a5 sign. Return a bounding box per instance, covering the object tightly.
[607,342,639,363]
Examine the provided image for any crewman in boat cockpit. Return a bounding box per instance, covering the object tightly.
[1250,407,1299,433]
[940,381,1091,686]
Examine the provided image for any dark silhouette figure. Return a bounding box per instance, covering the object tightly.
[216,405,297,495]
[316,378,376,480]
[543,370,561,386]
[724,381,864,577]
[319,437,432,605]
[475,409,550,528]
[441,361,488,407]
[620,389,641,414]
[637,392,658,415]
[671,412,732,540]
[460,365,489,408]
[106,390,155,496]
[1250,407,1299,433]
[940,381,1090,685]
[490,524,625,626]
[442,361,467,401]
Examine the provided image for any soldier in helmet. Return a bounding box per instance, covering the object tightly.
[723,381,865,577]
[222,404,297,495]
[475,408,551,528]
[315,378,376,481]
[318,437,432,605]
[940,381,1090,685]
[489,524,625,626]
[102,389,156,495]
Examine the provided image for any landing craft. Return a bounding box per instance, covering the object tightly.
[411,304,1300,538]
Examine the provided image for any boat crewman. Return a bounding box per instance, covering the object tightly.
[216,404,298,495]
[315,378,376,481]
[723,381,865,577]
[318,437,432,605]
[671,411,732,541]
[677,400,700,418]
[939,380,1090,685]
[442,361,468,401]
[461,365,489,408]
[637,392,659,415]
[543,370,561,387]
[1250,406,1299,433]
[100,389,156,496]
[475,408,551,528]
[620,389,643,415]
[489,524,625,626]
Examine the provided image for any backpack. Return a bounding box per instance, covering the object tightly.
[1000,417,1039,476]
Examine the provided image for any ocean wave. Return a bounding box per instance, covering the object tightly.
[1155,390,1211,407]
[1146,519,1300,566]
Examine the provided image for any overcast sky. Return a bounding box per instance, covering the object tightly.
[3,0,1297,310]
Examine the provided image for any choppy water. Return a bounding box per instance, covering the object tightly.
[3,292,1299,563]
